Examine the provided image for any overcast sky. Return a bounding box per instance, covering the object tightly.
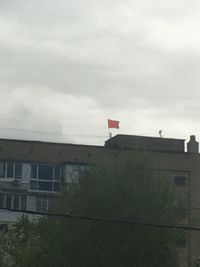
[0,0,200,145]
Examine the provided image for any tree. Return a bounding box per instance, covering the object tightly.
[0,151,184,267]
[0,215,39,267]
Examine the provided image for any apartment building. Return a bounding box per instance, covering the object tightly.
[0,134,199,266]
[0,139,113,223]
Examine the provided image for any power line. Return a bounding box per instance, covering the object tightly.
[0,208,200,231]
[0,126,107,139]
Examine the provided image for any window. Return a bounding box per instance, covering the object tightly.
[38,165,53,180]
[21,195,27,210]
[31,165,37,179]
[0,192,27,211]
[38,181,52,191]
[54,167,61,180]
[54,182,60,192]
[30,181,37,190]
[6,193,12,209]
[174,176,187,186]
[36,196,53,212]
[0,193,5,208]
[15,163,22,179]
[67,164,89,184]
[0,162,22,179]
[35,196,55,212]
[7,163,14,178]
[13,194,20,210]
[0,163,5,178]
[30,164,61,192]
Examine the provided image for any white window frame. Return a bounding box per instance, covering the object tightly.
[0,161,22,180]
[30,164,61,193]
[35,196,53,212]
[0,192,27,210]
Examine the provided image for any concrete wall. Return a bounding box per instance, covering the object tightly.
[105,135,185,152]
[0,138,114,165]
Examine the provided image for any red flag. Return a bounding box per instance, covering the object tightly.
[108,119,120,129]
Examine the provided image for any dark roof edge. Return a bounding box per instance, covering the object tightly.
[0,138,104,149]
[106,134,185,142]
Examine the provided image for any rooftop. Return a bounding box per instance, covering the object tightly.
[105,134,185,153]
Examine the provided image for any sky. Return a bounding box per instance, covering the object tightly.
[0,0,200,145]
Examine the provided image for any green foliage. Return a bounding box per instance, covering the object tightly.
[0,151,184,267]
[0,215,39,267]
[36,152,183,267]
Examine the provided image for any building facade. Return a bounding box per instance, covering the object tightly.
[0,135,200,266]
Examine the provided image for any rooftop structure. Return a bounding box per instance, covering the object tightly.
[105,134,185,152]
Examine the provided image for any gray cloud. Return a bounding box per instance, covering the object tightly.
[1,0,200,144]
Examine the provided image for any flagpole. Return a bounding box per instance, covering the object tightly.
[107,119,112,139]
[107,124,112,139]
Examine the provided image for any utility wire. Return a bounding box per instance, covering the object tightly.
[0,207,200,231]
[0,126,107,139]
